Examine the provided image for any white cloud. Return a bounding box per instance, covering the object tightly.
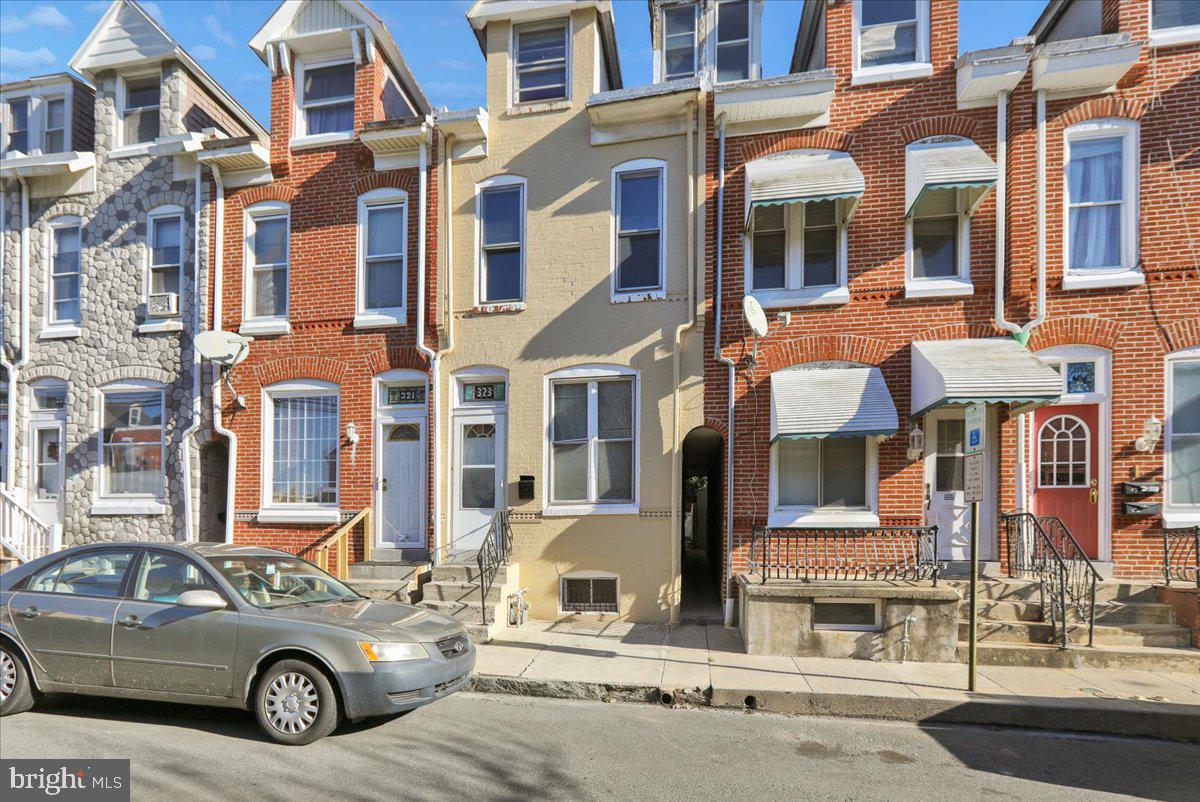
[437,58,473,72]
[2,4,72,32]
[140,1,165,24]
[191,44,217,60]
[0,45,57,70]
[203,14,234,46]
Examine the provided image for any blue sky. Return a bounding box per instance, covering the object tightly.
[1,0,1049,123]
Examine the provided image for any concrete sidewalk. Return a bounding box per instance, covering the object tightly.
[470,620,1200,743]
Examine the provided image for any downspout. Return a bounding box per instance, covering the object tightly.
[4,179,32,493]
[1025,89,1048,335]
[993,91,1021,336]
[437,132,457,563]
[714,113,738,628]
[416,128,440,561]
[0,178,14,489]
[179,162,204,541]
[669,99,699,624]
[208,164,237,543]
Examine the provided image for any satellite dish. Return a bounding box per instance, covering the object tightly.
[195,330,253,367]
[743,295,769,338]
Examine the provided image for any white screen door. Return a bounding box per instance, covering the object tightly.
[378,422,425,547]
[452,416,505,555]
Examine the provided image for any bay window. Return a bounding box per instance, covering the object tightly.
[548,370,637,511]
[47,216,82,328]
[1064,119,1139,283]
[1166,351,1200,521]
[299,61,355,136]
[716,0,752,82]
[514,20,569,104]
[243,203,290,334]
[100,385,165,500]
[122,75,161,145]
[263,381,340,519]
[613,161,665,298]
[661,3,698,81]
[357,189,407,326]
[478,177,525,305]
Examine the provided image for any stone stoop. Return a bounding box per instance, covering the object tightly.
[417,561,522,644]
[345,561,431,604]
[949,578,1200,672]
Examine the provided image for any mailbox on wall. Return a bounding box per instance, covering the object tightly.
[1122,482,1161,496]
[1123,501,1162,516]
[517,475,535,501]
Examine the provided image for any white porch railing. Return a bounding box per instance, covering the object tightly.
[1,486,54,564]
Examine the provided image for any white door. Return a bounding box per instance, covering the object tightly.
[30,421,65,530]
[377,422,425,548]
[925,413,971,561]
[451,415,505,556]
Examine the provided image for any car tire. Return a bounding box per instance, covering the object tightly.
[254,659,339,745]
[0,643,36,717]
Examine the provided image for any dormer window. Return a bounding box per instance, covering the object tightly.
[3,87,72,157]
[44,98,65,153]
[662,3,698,81]
[122,75,161,145]
[299,61,355,135]
[5,98,30,155]
[716,0,752,82]
[514,20,569,104]
[853,0,931,84]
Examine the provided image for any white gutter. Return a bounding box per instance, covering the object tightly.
[992,91,1021,336]
[669,99,699,624]
[208,165,237,543]
[0,178,13,489]
[714,114,738,628]
[415,133,440,561]
[437,133,457,565]
[179,162,204,541]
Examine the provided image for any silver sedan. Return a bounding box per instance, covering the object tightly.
[0,542,474,744]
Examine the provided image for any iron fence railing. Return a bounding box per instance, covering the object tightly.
[1002,511,1099,648]
[476,510,513,627]
[748,526,940,584]
[1163,526,1199,589]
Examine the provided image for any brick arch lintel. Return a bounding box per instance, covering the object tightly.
[351,171,418,197]
[898,115,981,145]
[1059,96,1147,128]
[240,183,298,207]
[21,364,73,383]
[365,348,430,376]
[911,322,1009,342]
[735,129,856,164]
[254,356,349,387]
[1162,318,1200,353]
[1027,315,1124,352]
[755,334,889,374]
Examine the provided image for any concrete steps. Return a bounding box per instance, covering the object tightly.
[345,561,430,603]
[416,561,522,644]
[964,641,1200,673]
[959,620,1192,648]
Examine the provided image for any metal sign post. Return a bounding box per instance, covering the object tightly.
[964,403,986,693]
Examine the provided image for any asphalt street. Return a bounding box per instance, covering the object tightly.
[1,691,1197,801]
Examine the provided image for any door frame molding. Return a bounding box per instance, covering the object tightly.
[923,407,999,561]
[447,366,509,558]
[27,387,67,549]
[372,369,429,550]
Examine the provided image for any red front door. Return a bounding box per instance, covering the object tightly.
[1033,404,1100,558]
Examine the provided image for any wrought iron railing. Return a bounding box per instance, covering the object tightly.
[476,510,513,627]
[1001,512,1098,648]
[748,526,940,584]
[1163,526,1199,588]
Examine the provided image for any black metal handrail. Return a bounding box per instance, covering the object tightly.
[749,526,940,584]
[1002,511,1099,648]
[1164,526,1199,588]
[476,510,513,627]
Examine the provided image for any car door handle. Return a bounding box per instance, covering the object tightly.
[17,607,40,619]
[117,616,141,629]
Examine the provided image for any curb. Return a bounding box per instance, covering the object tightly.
[468,674,1200,743]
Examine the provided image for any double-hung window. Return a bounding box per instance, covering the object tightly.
[6,98,30,155]
[357,190,407,325]
[853,0,930,82]
[100,385,165,500]
[749,200,845,306]
[1151,0,1200,46]
[300,62,355,135]
[244,204,289,332]
[148,209,182,312]
[122,75,160,146]
[1166,351,1200,521]
[661,3,698,81]
[478,178,525,305]
[265,382,340,513]
[775,438,868,510]
[715,0,752,82]
[1064,120,1139,282]
[44,98,65,153]
[909,189,964,282]
[48,216,82,327]
[613,162,665,298]
[513,20,569,104]
[3,93,69,156]
[549,372,636,509]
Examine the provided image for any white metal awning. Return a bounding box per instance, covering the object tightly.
[771,366,898,442]
[905,138,998,216]
[746,150,864,228]
[910,338,1062,417]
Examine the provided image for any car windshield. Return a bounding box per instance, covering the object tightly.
[203,554,362,609]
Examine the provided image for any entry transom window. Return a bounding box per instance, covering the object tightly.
[662,3,698,81]
[1167,356,1200,508]
[148,211,182,305]
[48,217,82,325]
[101,388,165,498]
[300,62,355,135]
[122,75,161,145]
[479,181,524,303]
[247,206,289,321]
[716,0,752,82]
[1152,0,1200,31]
[514,21,569,104]
[1038,415,1089,488]
[268,389,339,506]
[359,192,407,317]
[561,575,618,613]
[909,188,965,280]
[776,437,867,509]
[614,165,664,295]
[751,200,839,292]
[550,376,635,505]
[1065,120,1138,274]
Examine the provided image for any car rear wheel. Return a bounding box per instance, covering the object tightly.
[0,644,36,716]
[255,659,339,745]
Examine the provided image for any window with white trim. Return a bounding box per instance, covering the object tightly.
[47,216,82,326]
[298,61,355,135]
[5,97,30,155]
[264,381,340,508]
[100,384,165,499]
[3,92,69,156]
[122,75,161,145]
[908,188,969,282]
[549,372,636,506]
[775,437,868,510]
[357,189,407,323]
[852,0,930,83]
[1166,351,1200,513]
[44,97,65,153]
[750,200,841,294]
[514,20,569,104]
[478,177,525,304]
[560,574,619,614]
[1064,119,1138,276]
[1038,415,1089,488]
[245,203,289,325]
[613,161,665,297]
[147,207,183,312]
[1152,0,1200,31]
[661,3,698,81]
[715,0,752,82]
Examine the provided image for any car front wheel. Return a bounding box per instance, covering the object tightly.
[254,659,339,745]
[0,643,36,716]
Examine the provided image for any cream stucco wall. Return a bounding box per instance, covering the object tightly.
[437,8,705,623]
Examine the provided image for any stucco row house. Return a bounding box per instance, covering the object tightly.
[1,0,1197,664]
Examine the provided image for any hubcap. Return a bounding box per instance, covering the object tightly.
[0,652,16,704]
[264,672,319,734]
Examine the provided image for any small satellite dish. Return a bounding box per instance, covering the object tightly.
[742,295,769,366]
[195,330,252,367]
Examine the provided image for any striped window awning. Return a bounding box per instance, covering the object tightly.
[746,150,865,229]
[904,138,998,216]
[910,338,1062,417]
[771,366,898,442]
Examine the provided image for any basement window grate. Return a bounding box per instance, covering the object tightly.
[561,576,619,614]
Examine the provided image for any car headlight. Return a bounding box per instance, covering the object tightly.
[358,641,428,662]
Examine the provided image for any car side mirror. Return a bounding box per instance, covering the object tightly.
[177,590,227,609]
